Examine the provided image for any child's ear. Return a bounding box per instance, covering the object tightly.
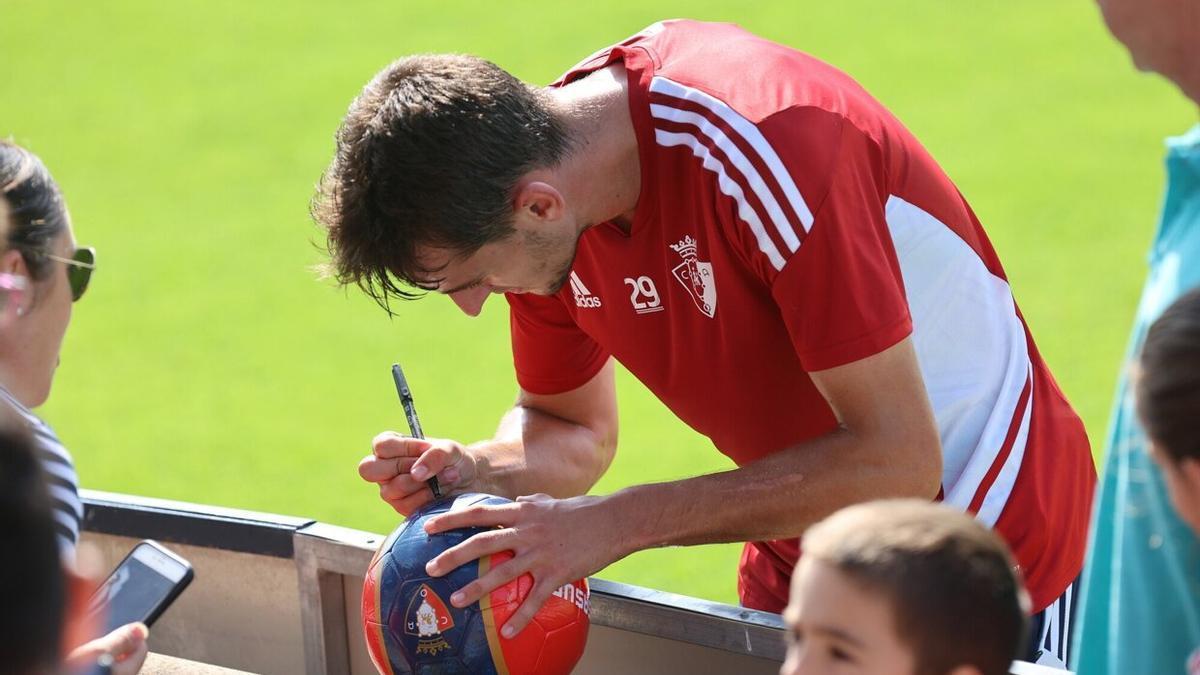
[946,666,983,675]
[1177,456,1200,489]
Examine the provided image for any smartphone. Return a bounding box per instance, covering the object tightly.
[88,540,194,635]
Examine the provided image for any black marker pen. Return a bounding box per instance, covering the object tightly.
[391,363,442,499]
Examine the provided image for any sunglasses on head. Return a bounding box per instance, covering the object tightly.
[43,247,95,302]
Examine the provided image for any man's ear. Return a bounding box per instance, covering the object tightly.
[946,665,983,675]
[513,181,565,224]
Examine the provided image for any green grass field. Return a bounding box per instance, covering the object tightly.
[3,0,1195,603]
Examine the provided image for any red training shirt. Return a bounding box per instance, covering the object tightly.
[506,20,1095,613]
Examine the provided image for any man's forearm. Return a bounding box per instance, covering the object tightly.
[609,427,941,552]
[469,405,615,500]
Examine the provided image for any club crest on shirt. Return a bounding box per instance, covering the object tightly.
[669,235,716,318]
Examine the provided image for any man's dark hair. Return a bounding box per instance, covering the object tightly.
[312,54,572,311]
[1137,288,1200,463]
[0,425,67,672]
[0,140,69,282]
[801,500,1030,675]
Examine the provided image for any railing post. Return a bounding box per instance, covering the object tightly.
[295,533,352,675]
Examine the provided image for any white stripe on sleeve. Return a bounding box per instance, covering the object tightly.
[649,76,814,231]
[650,103,801,254]
[653,129,787,270]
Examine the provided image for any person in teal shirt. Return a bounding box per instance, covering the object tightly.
[1073,1,1200,673]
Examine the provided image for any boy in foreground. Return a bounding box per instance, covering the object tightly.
[1133,290,1200,673]
[1137,289,1200,535]
[782,500,1029,675]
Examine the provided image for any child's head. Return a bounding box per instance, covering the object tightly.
[1137,288,1200,532]
[0,425,66,674]
[781,500,1029,675]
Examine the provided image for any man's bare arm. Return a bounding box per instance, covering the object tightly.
[424,337,943,637]
[473,358,619,499]
[612,337,942,547]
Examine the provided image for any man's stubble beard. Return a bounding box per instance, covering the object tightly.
[527,226,586,295]
[545,248,577,294]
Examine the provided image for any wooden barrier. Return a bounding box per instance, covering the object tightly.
[80,490,1069,675]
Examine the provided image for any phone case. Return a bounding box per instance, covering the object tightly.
[94,539,195,628]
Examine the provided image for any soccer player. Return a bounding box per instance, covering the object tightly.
[313,20,1095,662]
[781,500,1028,675]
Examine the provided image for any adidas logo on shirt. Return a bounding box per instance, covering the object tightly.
[570,271,602,308]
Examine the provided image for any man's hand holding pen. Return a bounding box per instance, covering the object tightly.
[357,433,482,515]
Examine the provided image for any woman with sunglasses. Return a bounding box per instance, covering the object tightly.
[0,140,147,674]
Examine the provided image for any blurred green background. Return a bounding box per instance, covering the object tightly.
[3,0,1195,603]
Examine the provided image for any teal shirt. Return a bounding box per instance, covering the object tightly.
[1074,124,1200,674]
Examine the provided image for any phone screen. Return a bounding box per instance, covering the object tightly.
[89,543,190,634]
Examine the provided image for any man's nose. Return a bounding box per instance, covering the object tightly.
[449,286,491,316]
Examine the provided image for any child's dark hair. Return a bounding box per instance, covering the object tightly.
[0,424,67,672]
[800,500,1030,675]
[1137,288,1200,463]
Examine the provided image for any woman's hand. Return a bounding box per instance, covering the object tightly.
[66,622,150,675]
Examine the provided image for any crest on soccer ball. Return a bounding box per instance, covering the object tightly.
[405,584,455,655]
[669,235,717,318]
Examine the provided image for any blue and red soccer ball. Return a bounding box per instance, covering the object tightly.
[363,493,590,674]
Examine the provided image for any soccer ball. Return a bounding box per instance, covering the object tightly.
[362,493,590,674]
